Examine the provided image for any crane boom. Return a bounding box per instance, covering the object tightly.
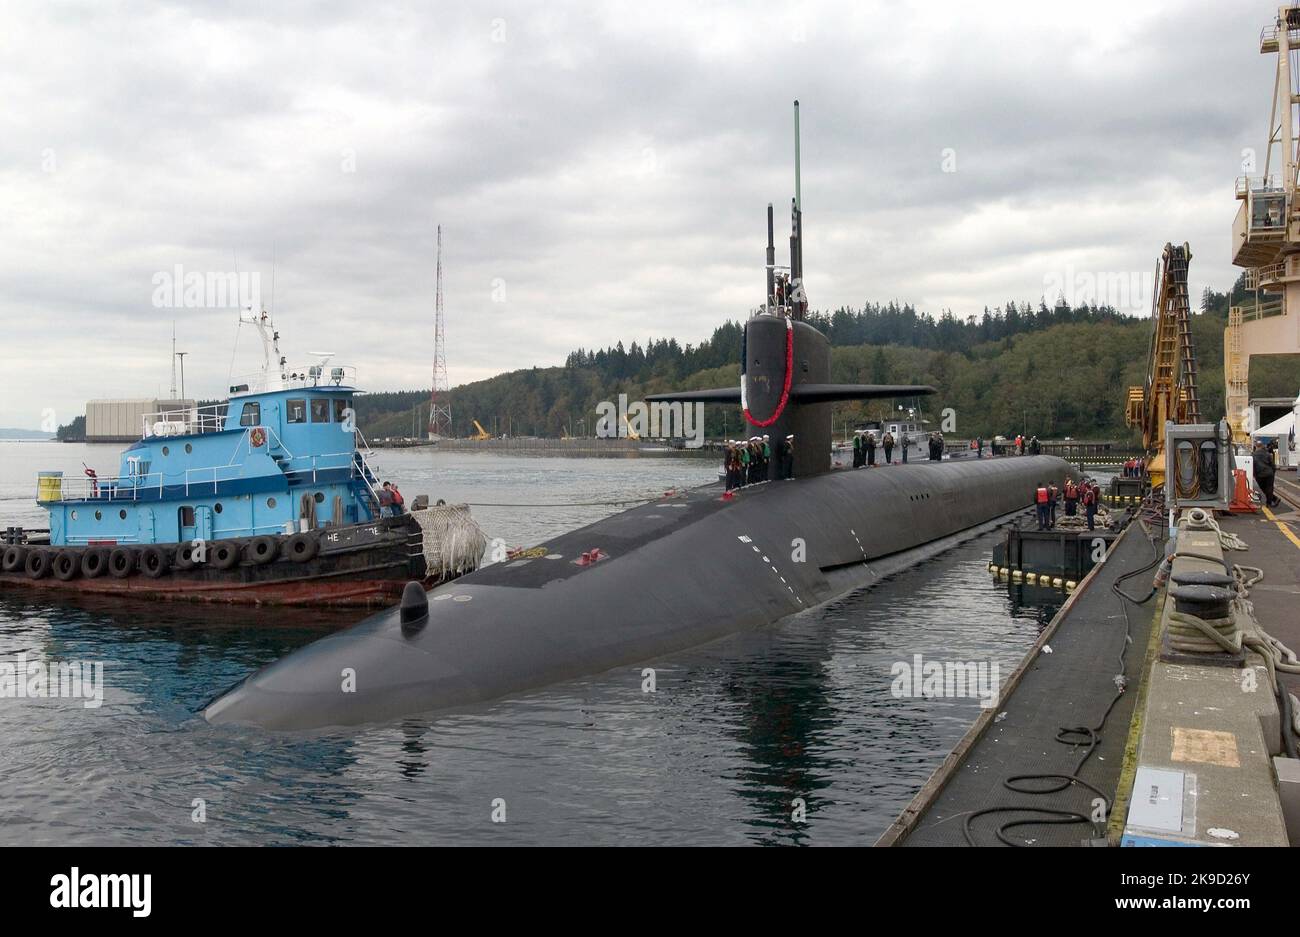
[1125,242,1201,487]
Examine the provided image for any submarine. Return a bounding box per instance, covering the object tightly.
[206,171,1070,732]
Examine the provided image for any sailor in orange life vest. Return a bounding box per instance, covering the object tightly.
[1035,481,1051,530]
[1063,478,1078,516]
[1082,479,1099,530]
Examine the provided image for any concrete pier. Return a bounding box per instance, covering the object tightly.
[880,477,1300,847]
[1114,486,1300,847]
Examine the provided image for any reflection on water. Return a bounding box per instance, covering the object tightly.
[0,445,1063,845]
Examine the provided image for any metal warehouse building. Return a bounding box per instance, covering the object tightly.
[85,399,195,443]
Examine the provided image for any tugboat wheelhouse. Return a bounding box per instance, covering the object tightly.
[44,374,379,548]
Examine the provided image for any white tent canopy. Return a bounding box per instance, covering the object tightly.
[1252,410,1295,439]
[1251,405,1297,468]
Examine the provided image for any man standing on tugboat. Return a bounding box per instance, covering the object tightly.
[383,481,406,516]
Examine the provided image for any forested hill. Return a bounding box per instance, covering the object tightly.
[351,284,1293,442]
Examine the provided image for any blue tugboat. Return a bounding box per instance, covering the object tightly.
[1,311,485,607]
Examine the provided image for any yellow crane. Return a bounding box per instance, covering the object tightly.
[470,420,491,441]
[1125,242,1201,488]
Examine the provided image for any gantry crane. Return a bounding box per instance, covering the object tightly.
[1225,5,1300,442]
[1126,243,1201,488]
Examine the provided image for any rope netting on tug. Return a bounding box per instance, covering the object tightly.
[410,504,488,578]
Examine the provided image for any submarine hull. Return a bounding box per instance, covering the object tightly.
[205,455,1071,730]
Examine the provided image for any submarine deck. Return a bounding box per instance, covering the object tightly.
[466,455,1057,591]
[878,516,1164,846]
[468,482,731,589]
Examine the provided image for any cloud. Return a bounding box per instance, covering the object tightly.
[0,0,1273,428]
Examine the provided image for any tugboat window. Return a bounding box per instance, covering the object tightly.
[95,510,102,521]
[313,492,325,504]
[185,443,192,454]
[240,402,261,427]
[214,503,223,514]
[310,398,330,423]
[179,506,195,527]
[119,509,127,520]
[71,510,78,520]
[267,497,277,509]
[162,446,169,456]
[332,398,351,423]
[287,399,307,423]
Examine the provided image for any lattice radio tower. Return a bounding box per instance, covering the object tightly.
[427,225,453,439]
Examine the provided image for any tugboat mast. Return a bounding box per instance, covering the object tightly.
[241,307,286,389]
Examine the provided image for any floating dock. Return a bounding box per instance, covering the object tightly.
[879,469,1300,847]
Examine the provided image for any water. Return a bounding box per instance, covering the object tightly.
[0,442,1060,845]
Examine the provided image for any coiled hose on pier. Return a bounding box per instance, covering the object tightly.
[961,513,1164,846]
[1164,508,1300,758]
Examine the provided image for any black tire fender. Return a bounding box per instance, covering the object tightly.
[246,535,279,565]
[81,548,110,579]
[174,542,198,571]
[139,545,170,579]
[108,547,136,579]
[25,549,52,580]
[2,545,27,574]
[285,532,319,563]
[210,540,242,571]
[52,549,80,581]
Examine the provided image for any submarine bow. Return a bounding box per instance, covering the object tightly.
[204,454,1071,730]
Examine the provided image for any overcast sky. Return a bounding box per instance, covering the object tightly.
[0,0,1276,429]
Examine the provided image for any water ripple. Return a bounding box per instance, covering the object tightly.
[0,444,1062,845]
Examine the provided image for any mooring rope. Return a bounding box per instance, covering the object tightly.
[461,496,658,508]
[1161,512,1300,752]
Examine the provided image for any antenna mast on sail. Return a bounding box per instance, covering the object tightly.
[790,100,807,320]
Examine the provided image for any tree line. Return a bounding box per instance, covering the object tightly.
[356,286,1293,441]
[58,274,1293,444]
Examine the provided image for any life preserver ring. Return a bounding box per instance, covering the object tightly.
[250,426,267,448]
